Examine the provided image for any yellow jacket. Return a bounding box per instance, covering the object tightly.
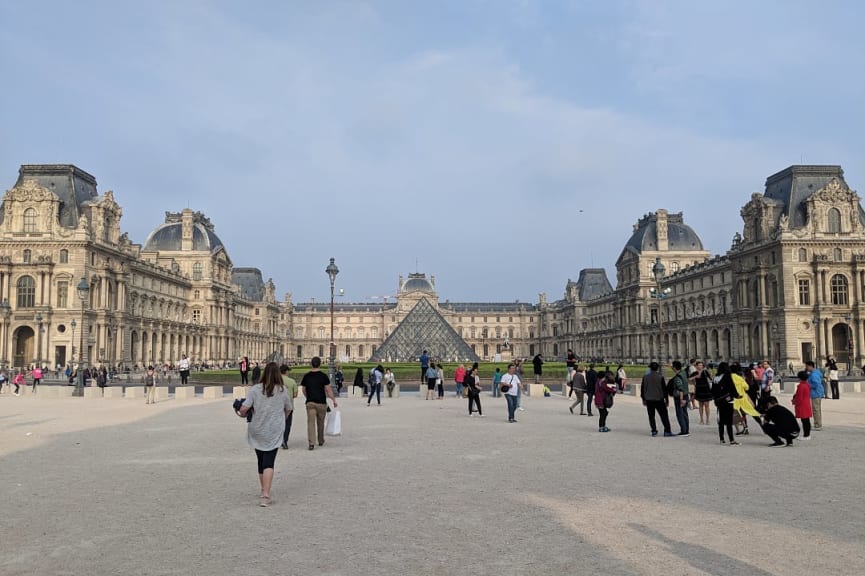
[732,374,761,417]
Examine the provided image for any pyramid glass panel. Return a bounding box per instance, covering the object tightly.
[371,298,479,362]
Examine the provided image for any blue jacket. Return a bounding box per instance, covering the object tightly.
[807,369,825,399]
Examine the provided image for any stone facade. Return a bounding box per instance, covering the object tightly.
[3,163,861,372]
[0,165,280,371]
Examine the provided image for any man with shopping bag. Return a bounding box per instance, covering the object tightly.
[300,356,338,451]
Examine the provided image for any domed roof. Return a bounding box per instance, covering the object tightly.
[624,210,704,253]
[401,273,435,293]
[143,211,225,253]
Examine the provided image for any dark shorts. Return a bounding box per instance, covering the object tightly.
[427,378,437,390]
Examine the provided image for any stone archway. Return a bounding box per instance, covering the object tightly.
[831,323,851,364]
[13,326,35,369]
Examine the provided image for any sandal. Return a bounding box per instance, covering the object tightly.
[259,496,271,507]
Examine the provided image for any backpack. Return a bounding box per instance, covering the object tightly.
[368,370,377,387]
[664,376,676,397]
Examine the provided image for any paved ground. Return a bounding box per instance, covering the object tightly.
[1,390,863,576]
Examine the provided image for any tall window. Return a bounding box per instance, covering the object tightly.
[831,274,849,305]
[370,327,378,339]
[357,327,365,339]
[318,327,326,339]
[798,248,807,262]
[23,249,31,263]
[16,276,35,307]
[23,208,37,232]
[192,309,201,323]
[57,281,69,308]
[193,262,203,280]
[59,249,69,263]
[798,279,810,306]
[827,208,841,233]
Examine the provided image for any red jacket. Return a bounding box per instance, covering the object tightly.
[594,379,617,408]
[792,381,813,418]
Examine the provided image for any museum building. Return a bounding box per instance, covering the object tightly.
[1,163,862,373]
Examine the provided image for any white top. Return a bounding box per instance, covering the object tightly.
[501,373,520,396]
[178,357,190,371]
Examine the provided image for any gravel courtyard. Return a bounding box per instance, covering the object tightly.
[1,389,863,576]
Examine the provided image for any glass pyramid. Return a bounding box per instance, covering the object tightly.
[371,297,480,363]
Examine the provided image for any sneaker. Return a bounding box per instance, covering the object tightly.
[508,419,517,423]
[600,427,610,432]
[598,427,604,432]
[651,431,658,437]
[720,439,726,445]
[801,436,811,441]
[469,413,475,417]
[569,406,574,414]
[663,432,675,437]
[785,442,794,447]
[729,441,741,446]
[518,407,525,411]
[677,432,690,437]
[308,445,314,450]
[478,414,485,418]
[768,442,784,447]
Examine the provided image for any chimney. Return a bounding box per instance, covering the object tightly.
[656,209,669,252]
[181,208,194,251]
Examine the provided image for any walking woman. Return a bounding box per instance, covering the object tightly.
[144,365,157,404]
[595,370,617,432]
[691,361,713,424]
[712,362,741,446]
[240,356,249,386]
[367,364,383,406]
[466,366,483,416]
[236,362,292,507]
[31,365,43,393]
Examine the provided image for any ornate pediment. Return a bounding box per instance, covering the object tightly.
[812,178,857,204]
[5,179,59,203]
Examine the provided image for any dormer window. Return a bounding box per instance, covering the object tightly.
[23,208,37,232]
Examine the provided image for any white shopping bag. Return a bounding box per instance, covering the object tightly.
[325,409,342,436]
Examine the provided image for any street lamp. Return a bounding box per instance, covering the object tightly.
[70,318,77,368]
[76,277,90,395]
[845,312,855,375]
[325,257,339,389]
[0,299,11,368]
[35,312,43,371]
[649,257,672,366]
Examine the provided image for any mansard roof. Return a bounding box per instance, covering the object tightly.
[7,164,98,228]
[763,165,864,228]
[232,267,265,301]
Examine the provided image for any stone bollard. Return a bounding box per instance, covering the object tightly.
[387,384,400,398]
[83,387,102,398]
[233,386,247,399]
[125,386,143,399]
[202,386,222,399]
[351,386,366,398]
[174,387,195,400]
[154,387,170,402]
[527,383,545,397]
[103,387,124,399]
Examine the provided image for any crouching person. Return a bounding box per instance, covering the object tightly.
[759,396,800,447]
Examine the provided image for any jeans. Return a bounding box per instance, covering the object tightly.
[585,391,594,415]
[674,394,689,434]
[505,394,518,421]
[367,383,381,404]
[598,407,608,428]
[468,392,482,415]
[645,400,671,433]
[830,380,840,400]
[283,410,294,445]
[455,382,463,397]
[306,402,327,446]
[717,401,735,442]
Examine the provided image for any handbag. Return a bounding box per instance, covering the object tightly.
[603,393,614,408]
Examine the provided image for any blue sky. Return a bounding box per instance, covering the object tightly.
[2,1,864,303]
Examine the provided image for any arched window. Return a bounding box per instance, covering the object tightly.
[194,290,200,299]
[798,248,807,262]
[827,208,841,233]
[23,208,37,232]
[59,249,69,263]
[16,276,36,307]
[831,274,849,305]
[193,262,203,281]
[357,327,365,339]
